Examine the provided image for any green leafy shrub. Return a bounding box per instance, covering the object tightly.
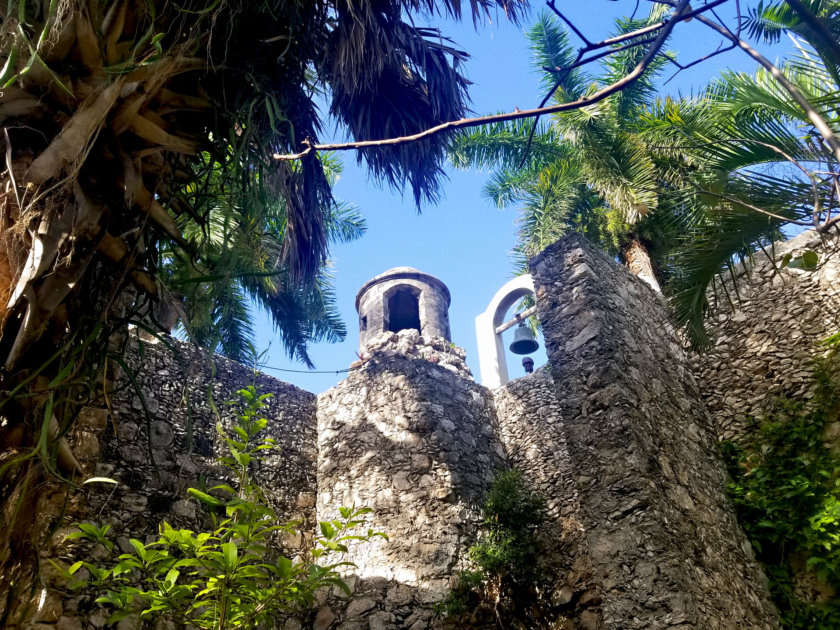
[438,470,546,623]
[469,469,545,584]
[721,339,840,629]
[64,385,385,628]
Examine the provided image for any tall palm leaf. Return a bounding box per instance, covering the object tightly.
[448,8,672,287]
[641,49,838,346]
[164,157,364,366]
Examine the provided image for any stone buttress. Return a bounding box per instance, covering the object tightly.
[526,235,779,629]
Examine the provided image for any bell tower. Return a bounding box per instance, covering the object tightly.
[355,267,452,353]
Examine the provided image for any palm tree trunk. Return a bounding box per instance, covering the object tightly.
[623,238,661,292]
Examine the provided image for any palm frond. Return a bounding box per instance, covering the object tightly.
[448,119,567,170]
[528,12,586,97]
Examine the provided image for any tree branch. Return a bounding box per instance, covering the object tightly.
[273,0,693,162]
[693,11,840,166]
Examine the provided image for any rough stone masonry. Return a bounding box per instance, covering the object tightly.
[689,230,840,441]
[22,234,784,629]
[529,235,779,629]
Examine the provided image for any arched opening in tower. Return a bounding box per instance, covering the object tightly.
[387,288,421,333]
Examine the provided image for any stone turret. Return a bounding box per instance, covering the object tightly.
[355,267,451,354]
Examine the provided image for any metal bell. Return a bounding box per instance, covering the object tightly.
[509,322,539,355]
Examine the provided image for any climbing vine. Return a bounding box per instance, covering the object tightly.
[721,337,840,629]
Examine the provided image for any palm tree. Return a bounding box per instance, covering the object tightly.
[164,155,365,366]
[450,5,840,347]
[0,0,526,374]
[448,9,672,291]
[640,42,840,346]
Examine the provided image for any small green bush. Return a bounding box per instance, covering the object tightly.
[438,470,546,622]
[469,469,545,584]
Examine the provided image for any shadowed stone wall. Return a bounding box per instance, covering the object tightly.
[315,329,505,630]
[689,230,840,441]
[492,367,597,626]
[528,234,779,629]
[34,338,317,629]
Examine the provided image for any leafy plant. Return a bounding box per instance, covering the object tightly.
[721,338,840,629]
[67,384,385,628]
[439,470,546,624]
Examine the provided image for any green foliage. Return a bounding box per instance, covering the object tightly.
[435,570,485,618]
[70,384,385,628]
[447,8,675,281]
[164,154,366,366]
[721,340,840,629]
[469,470,546,584]
[438,470,546,621]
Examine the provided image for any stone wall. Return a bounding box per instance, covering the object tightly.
[21,229,819,629]
[529,235,779,629]
[35,337,317,629]
[315,329,505,630]
[689,230,840,440]
[492,367,595,626]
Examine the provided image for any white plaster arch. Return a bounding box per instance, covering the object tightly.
[475,274,536,389]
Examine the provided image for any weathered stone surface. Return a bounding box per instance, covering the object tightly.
[30,337,318,628]
[356,268,452,354]
[357,330,471,378]
[690,230,840,441]
[494,367,590,624]
[316,346,505,628]
[529,234,779,629]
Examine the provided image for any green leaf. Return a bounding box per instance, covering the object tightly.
[320,522,335,540]
[188,488,224,508]
[165,568,180,587]
[221,542,238,569]
[780,252,793,268]
[786,250,820,270]
[106,610,135,623]
[82,477,119,486]
[129,539,147,561]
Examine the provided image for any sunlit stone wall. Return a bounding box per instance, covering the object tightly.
[315,329,505,629]
[689,230,840,441]
[529,234,780,629]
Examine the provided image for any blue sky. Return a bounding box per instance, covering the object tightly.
[254,1,791,393]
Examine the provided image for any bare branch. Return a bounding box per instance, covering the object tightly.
[546,0,592,46]
[273,0,693,162]
[545,36,658,76]
[662,41,736,84]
